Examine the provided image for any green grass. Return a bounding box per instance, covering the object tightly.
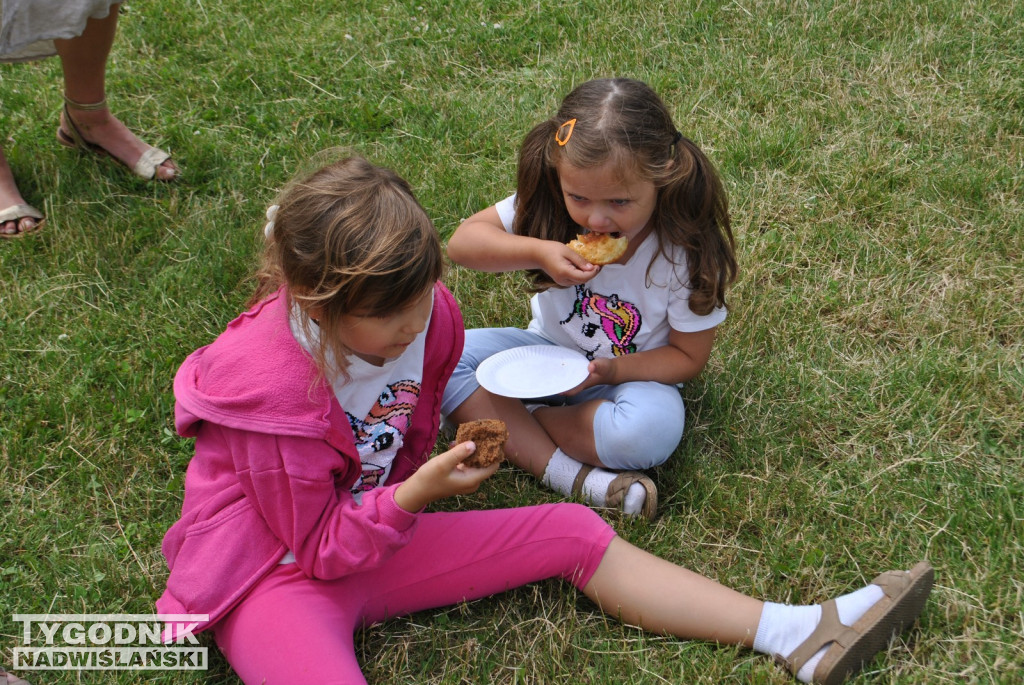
[1,0,1021,682]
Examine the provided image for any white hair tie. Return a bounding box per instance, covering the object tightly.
[264,204,279,238]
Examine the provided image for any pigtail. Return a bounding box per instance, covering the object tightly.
[513,120,576,291]
[658,136,737,315]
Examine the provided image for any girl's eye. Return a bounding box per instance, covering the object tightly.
[568,194,587,203]
[611,199,630,207]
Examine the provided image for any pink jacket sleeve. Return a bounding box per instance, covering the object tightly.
[213,423,420,580]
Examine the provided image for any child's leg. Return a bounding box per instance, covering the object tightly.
[450,385,655,517]
[359,504,616,621]
[213,563,369,685]
[533,380,685,470]
[444,328,658,517]
[583,537,764,643]
[440,326,548,420]
[584,538,933,683]
[214,504,615,685]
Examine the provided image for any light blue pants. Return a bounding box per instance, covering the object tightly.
[441,327,685,470]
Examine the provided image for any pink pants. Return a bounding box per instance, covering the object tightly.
[213,503,616,684]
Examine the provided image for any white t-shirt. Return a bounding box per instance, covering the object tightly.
[496,194,726,360]
[289,300,431,497]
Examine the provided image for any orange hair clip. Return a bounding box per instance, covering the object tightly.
[555,118,577,146]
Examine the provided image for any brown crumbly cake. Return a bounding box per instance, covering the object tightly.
[567,232,628,265]
[455,419,509,468]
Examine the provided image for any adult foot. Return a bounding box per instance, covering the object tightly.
[0,667,31,685]
[57,98,178,181]
[0,147,44,237]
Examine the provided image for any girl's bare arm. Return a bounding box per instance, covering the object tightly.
[448,206,596,283]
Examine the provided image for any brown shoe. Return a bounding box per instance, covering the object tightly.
[779,561,934,684]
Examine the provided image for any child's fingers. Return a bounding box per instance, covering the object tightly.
[565,250,595,270]
[438,441,477,466]
[454,459,501,492]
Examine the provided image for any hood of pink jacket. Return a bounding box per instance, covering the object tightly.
[173,288,348,443]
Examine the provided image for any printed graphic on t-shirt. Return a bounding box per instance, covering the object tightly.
[348,379,421,493]
[559,285,641,360]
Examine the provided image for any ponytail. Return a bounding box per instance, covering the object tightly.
[512,119,575,290]
[658,136,737,315]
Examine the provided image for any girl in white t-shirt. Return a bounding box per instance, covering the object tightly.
[442,78,738,518]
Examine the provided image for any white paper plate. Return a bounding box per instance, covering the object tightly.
[476,345,590,398]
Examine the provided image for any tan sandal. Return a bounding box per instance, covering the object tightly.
[571,464,658,520]
[779,561,934,684]
[56,96,177,181]
[0,203,44,238]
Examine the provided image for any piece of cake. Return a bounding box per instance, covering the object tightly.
[567,232,628,265]
[455,419,509,468]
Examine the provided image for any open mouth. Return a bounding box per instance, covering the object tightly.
[583,229,623,239]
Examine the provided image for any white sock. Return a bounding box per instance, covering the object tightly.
[753,583,885,682]
[541,449,647,515]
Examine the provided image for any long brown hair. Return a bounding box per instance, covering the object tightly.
[251,154,443,379]
[513,78,737,315]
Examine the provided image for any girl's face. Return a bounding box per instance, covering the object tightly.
[556,159,658,258]
[335,288,433,366]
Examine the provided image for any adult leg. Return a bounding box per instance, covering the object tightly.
[0,146,44,237]
[53,5,178,180]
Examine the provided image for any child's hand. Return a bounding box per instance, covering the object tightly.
[563,358,618,396]
[538,241,599,287]
[394,442,500,512]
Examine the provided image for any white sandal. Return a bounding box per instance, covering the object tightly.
[56,96,178,181]
[0,203,44,238]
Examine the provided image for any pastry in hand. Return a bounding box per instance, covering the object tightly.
[455,419,509,468]
[567,232,628,265]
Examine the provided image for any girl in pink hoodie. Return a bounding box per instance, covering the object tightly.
[157,154,932,685]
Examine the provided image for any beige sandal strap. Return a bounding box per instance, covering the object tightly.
[779,599,859,675]
[0,203,44,222]
[870,569,913,599]
[133,147,172,179]
[605,472,634,509]
[63,94,108,111]
[605,471,658,519]
[571,464,594,498]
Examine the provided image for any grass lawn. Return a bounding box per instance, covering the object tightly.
[1,0,1021,682]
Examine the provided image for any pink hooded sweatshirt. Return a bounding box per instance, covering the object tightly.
[156,283,464,634]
